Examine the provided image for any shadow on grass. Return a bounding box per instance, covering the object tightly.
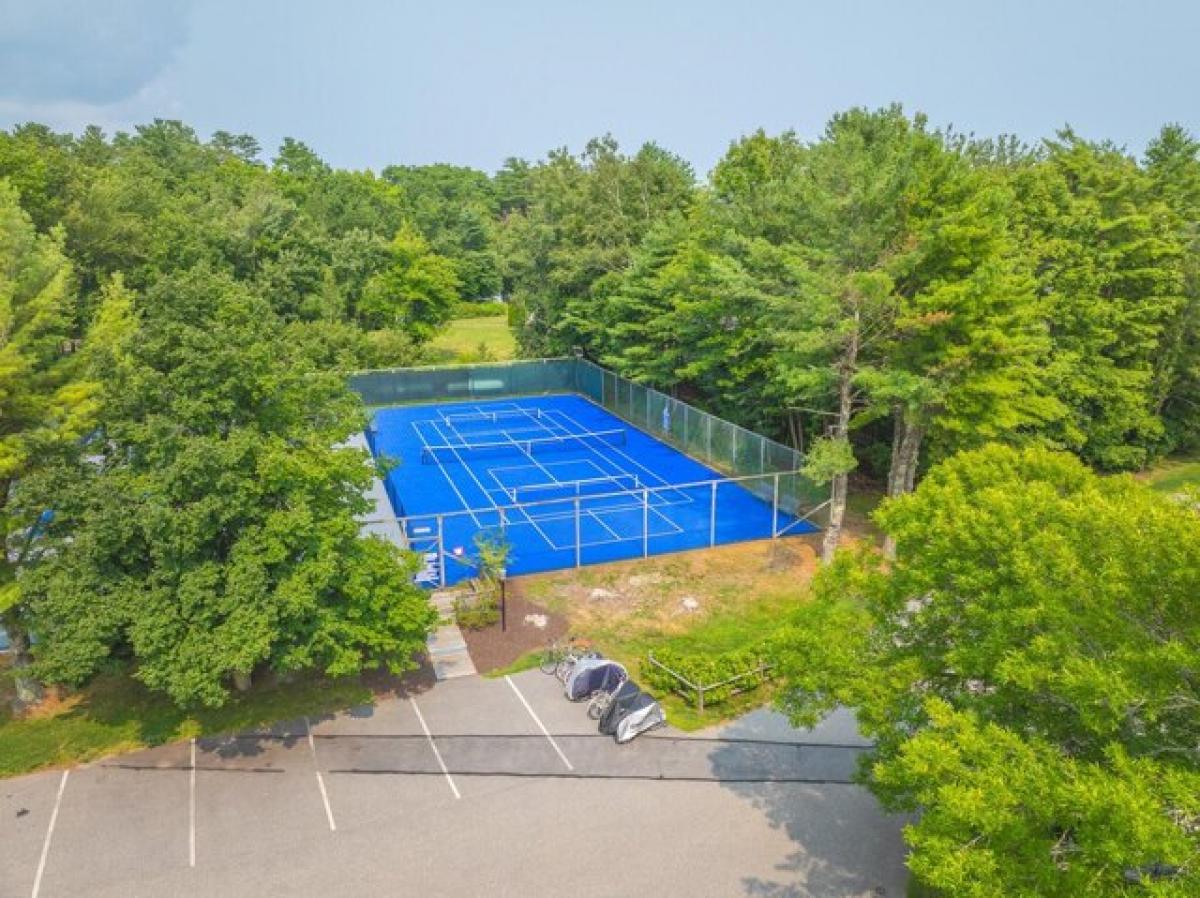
[0,659,439,777]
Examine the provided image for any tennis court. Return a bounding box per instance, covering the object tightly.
[366,394,817,586]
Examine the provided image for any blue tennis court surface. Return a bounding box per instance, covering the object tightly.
[367,394,815,586]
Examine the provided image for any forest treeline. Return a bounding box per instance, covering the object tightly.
[1,110,1197,896]
[2,109,1198,703]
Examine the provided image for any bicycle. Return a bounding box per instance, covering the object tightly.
[555,644,600,684]
[538,635,594,677]
[586,669,629,719]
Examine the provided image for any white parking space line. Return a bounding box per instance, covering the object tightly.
[31,769,69,898]
[189,739,196,867]
[304,717,337,831]
[410,697,461,799]
[505,675,574,771]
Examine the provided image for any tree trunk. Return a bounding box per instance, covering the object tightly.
[882,409,926,559]
[232,669,253,693]
[822,471,848,562]
[821,316,860,563]
[3,608,44,712]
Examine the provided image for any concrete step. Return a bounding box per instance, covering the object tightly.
[431,649,477,680]
[426,622,477,679]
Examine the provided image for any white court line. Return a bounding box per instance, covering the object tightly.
[410,698,460,799]
[541,407,695,501]
[305,717,337,832]
[582,506,622,540]
[410,420,483,528]
[189,739,196,867]
[31,769,69,898]
[428,419,562,552]
[505,676,573,771]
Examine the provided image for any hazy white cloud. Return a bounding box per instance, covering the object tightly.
[0,74,185,136]
[0,0,192,105]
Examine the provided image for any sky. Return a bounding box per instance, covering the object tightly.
[1,0,1198,176]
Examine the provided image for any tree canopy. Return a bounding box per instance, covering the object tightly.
[774,445,1200,896]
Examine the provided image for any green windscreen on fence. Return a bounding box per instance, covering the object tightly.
[350,358,578,407]
[348,356,813,488]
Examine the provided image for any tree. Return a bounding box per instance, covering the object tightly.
[702,110,1059,556]
[1010,133,1185,469]
[0,181,97,707]
[1145,125,1200,453]
[775,445,1200,896]
[273,136,331,178]
[383,163,501,300]
[19,267,436,707]
[358,226,460,338]
[497,136,695,357]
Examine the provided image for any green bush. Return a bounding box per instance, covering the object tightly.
[451,300,506,319]
[453,588,500,630]
[643,645,773,706]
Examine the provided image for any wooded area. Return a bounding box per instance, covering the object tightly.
[1,108,1196,896]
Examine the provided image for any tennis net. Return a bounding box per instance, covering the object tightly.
[441,408,544,425]
[506,473,641,504]
[420,428,627,464]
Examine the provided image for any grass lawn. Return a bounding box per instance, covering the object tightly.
[427,314,516,363]
[0,663,374,778]
[512,537,822,729]
[1143,452,1200,494]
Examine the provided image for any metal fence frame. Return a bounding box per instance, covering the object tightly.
[348,358,831,585]
[358,469,831,586]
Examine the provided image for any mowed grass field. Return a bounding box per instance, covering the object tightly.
[1144,451,1200,494]
[428,314,516,363]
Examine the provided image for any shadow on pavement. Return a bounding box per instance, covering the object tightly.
[709,709,909,898]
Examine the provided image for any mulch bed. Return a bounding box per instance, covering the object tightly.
[459,588,568,674]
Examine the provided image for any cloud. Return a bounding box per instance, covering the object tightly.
[0,0,193,104]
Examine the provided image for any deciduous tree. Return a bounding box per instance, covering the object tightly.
[775,445,1200,895]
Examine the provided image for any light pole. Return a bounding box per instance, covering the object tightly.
[499,567,507,632]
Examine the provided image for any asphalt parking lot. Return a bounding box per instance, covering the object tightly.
[1,669,908,898]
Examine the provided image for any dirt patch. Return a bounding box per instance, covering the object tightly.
[510,535,822,645]
[459,590,569,674]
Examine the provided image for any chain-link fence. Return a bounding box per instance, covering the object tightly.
[348,358,829,585]
[573,361,822,506]
[382,469,826,587]
[350,358,579,407]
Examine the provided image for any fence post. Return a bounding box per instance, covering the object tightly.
[642,488,650,558]
[731,428,737,470]
[706,416,712,461]
[574,498,582,567]
[772,473,780,539]
[709,481,717,547]
[697,684,705,714]
[436,514,445,587]
[646,389,651,428]
[760,438,766,474]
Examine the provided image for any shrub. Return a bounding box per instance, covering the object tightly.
[453,587,500,630]
[643,645,773,706]
[451,300,506,319]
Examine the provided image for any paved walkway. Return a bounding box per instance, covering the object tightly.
[426,590,477,679]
